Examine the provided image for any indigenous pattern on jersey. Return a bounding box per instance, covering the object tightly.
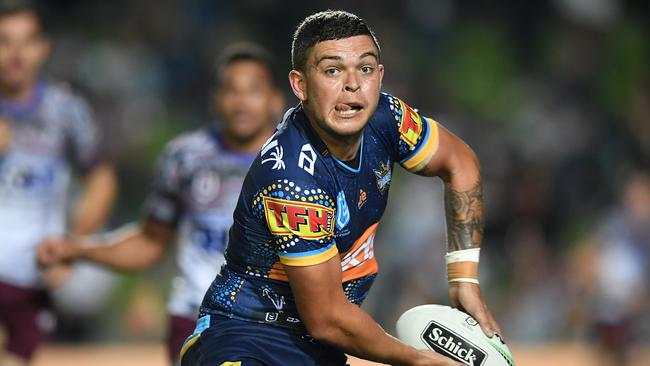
[199,93,440,330]
[144,129,256,318]
[0,81,103,287]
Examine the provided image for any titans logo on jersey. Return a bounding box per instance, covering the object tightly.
[199,93,440,329]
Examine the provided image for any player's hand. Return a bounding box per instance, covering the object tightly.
[413,349,465,366]
[37,237,81,267]
[448,282,502,339]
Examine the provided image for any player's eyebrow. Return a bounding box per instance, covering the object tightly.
[315,50,379,66]
[315,55,342,66]
[359,51,379,62]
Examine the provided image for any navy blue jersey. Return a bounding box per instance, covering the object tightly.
[199,93,440,330]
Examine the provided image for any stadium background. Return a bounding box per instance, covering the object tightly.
[14,0,649,364]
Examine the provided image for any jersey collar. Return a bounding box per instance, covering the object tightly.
[293,106,330,158]
[0,80,46,118]
[208,126,258,163]
[293,105,364,175]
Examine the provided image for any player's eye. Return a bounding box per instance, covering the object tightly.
[360,65,374,74]
[325,68,340,76]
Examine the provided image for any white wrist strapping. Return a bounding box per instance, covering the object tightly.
[446,248,480,284]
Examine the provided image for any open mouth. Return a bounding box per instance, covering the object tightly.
[334,103,363,117]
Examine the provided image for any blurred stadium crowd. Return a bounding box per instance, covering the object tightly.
[2,0,649,363]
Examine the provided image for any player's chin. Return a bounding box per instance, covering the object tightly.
[329,111,369,135]
[0,75,27,90]
[228,125,265,142]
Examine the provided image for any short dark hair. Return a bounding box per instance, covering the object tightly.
[0,0,45,30]
[291,10,380,71]
[215,42,279,87]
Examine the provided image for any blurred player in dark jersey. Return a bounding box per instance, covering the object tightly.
[0,1,117,364]
[175,10,501,366]
[38,43,284,364]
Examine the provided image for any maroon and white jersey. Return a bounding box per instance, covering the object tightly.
[0,81,103,287]
[143,128,256,318]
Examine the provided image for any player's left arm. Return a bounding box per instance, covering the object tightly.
[414,123,502,339]
[382,93,500,337]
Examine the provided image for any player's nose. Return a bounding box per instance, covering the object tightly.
[343,71,360,93]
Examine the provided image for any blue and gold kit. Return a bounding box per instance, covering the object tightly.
[197,93,440,331]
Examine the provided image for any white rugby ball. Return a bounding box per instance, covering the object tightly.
[396,304,514,366]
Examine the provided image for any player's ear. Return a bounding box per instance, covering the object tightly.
[289,70,307,102]
[378,64,384,85]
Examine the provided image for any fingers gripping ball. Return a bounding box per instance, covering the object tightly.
[397,305,514,366]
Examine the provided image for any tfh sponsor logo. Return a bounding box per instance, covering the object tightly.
[263,196,335,239]
[397,98,423,147]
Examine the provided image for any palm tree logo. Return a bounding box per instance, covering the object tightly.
[261,140,285,170]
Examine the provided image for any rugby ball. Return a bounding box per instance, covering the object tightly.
[396,305,514,366]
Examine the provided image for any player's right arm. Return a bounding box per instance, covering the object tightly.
[38,219,174,271]
[284,254,463,366]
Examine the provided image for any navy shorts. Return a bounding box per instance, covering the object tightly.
[180,315,348,366]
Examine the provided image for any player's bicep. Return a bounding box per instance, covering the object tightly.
[415,123,479,180]
[283,254,347,330]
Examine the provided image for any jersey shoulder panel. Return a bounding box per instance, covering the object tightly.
[155,129,215,188]
[43,82,105,171]
[44,82,95,125]
[43,82,83,106]
[163,129,215,158]
[368,92,440,173]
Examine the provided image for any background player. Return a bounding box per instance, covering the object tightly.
[0,0,117,364]
[181,10,499,366]
[37,43,284,364]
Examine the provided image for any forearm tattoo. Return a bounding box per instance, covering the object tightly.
[444,179,484,251]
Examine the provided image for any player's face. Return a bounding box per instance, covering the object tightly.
[290,35,384,139]
[0,12,49,93]
[217,60,281,144]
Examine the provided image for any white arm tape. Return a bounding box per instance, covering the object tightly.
[448,278,480,284]
[445,248,480,264]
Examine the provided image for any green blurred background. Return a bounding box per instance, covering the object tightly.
[36,0,649,361]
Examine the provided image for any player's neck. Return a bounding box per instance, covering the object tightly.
[220,126,274,154]
[321,132,362,161]
[305,116,362,161]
